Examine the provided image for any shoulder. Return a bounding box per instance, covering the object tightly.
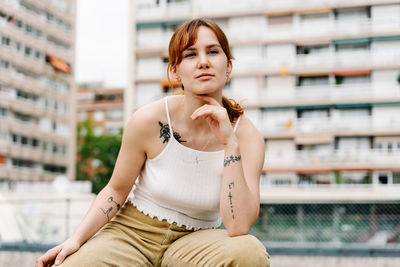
[235,115,264,148]
[125,95,182,129]
[123,95,182,151]
[122,98,166,150]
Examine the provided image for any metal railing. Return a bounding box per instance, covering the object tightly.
[1,196,398,255]
[0,195,94,248]
[265,148,400,166]
[251,202,400,252]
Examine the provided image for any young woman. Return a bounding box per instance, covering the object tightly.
[36,18,269,267]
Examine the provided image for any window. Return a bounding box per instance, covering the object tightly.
[12,134,18,143]
[378,174,388,184]
[94,110,104,121]
[16,20,23,29]
[32,138,39,147]
[25,24,33,33]
[79,110,87,121]
[24,46,32,56]
[35,51,42,60]
[94,127,103,136]
[21,136,28,145]
[296,76,329,86]
[393,173,400,184]
[297,45,329,55]
[388,142,393,152]
[1,36,10,46]
[0,107,7,117]
[268,15,293,26]
[107,109,123,120]
[15,42,21,52]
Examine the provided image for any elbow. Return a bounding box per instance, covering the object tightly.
[226,224,251,237]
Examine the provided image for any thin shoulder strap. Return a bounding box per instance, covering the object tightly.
[233,116,241,133]
[164,97,173,136]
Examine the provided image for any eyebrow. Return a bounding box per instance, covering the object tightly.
[184,44,222,51]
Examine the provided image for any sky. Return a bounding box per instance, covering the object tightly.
[75,0,129,87]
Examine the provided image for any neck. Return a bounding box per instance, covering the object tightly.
[179,91,223,131]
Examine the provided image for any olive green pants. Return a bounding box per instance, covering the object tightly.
[60,203,270,267]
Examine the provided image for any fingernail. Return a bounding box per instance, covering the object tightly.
[55,259,60,265]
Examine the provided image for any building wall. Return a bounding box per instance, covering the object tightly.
[0,0,77,182]
[128,0,400,190]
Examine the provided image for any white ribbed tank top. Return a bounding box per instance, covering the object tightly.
[128,96,241,230]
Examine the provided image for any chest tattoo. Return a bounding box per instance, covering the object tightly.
[158,121,186,143]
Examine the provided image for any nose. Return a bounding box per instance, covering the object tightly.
[197,52,210,69]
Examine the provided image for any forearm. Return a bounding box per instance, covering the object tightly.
[220,137,259,236]
[69,184,127,246]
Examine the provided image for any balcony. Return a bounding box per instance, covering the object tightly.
[2,0,73,45]
[7,144,43,162]
[0,47,46,75]
[261,115,400,138]
[8,97,45,117]
[253,82,400,108]
[265,148,400,172]
[8,166,43,181]
[0,69,45,96]
[232,49,400,76]
[136,1,191,22]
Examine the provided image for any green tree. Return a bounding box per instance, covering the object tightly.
[76,118,122,194]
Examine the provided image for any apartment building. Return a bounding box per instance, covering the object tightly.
[77,82,124,136]
[0,0,76,183]
[129,0,400,193]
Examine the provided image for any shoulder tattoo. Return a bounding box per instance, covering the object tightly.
[158,121,186,143]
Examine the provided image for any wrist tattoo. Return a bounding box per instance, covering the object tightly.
[223,154,241,167]
[228,181,235,220]
[100,196,121,221]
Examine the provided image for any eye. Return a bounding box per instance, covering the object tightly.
[183,52,196,58]
[209,49,219,54]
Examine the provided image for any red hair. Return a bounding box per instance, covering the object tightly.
[167,18,244,123]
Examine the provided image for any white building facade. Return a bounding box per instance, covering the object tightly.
[128,0,400,199]
[0,0,77,183]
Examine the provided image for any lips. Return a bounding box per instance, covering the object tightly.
[196,73,214,79]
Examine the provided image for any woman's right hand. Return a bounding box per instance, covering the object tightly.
[35,237,81,267]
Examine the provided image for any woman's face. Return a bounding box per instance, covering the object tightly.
[174,26,232,97]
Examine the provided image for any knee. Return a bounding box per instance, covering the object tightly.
[224,235,270,267]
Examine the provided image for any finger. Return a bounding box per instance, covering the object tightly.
[40,245,62,264]
[36,246,60,267]
[191,106,217,121]
[54,247,71,265]
[191,105,213,120]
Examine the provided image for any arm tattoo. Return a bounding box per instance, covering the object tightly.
[158,121,186,143]
[223,154,241,167]
[228,181,235,220]
[100,196,121,221]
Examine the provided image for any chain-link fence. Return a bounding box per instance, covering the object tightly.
[1,197,400,254]
[251,203,400,247]
[0,196,94,249]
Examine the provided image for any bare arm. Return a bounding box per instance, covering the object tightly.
[220,121,264,236]
[191,95,264,237]
[36,109,148,266]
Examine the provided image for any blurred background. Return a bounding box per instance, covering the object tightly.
[1,0,400,266]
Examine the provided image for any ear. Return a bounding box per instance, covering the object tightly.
[170,67,180,81]
[226,60,232,76]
